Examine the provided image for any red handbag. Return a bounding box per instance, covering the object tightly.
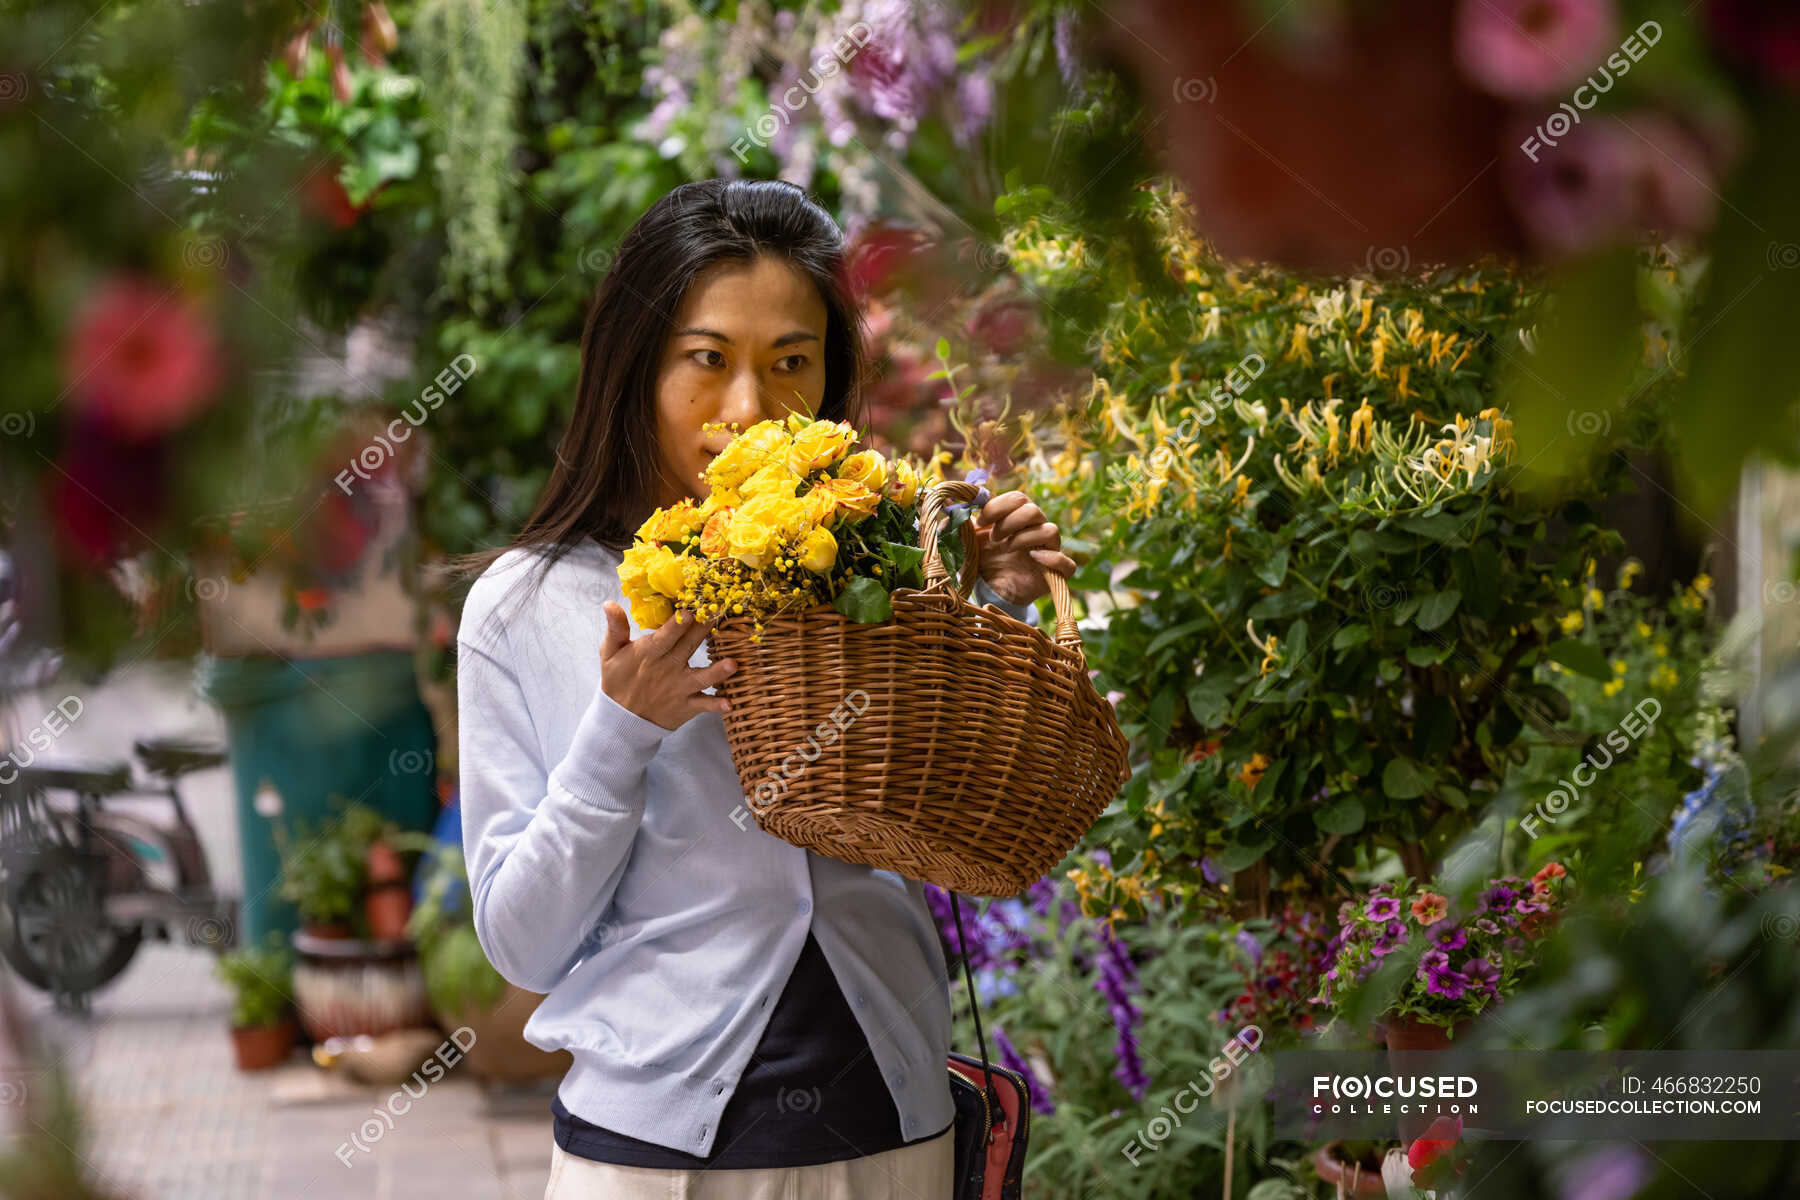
[945,892,1031,1200]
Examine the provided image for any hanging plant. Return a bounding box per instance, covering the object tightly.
[412,0,527,314]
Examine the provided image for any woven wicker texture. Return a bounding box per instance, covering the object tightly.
[706,479,1131,897]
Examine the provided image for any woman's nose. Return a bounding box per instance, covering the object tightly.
[720,367,766,426]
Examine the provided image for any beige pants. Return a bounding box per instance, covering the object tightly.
[542,1128,955,1200]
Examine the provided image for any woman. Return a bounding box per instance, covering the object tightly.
[456,178,1073,1200]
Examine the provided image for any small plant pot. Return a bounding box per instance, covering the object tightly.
[1312,1142,1388,1196]
[303,921,353,940]
[363,882,413,943]
[230,1018,297,1071]
[1378,1015,1476,1055]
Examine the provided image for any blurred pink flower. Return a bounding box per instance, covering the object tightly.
[1456,0,1620,99]
[63,274,223,441]
[1503,114,1639,254]
[1504,111,1719,255]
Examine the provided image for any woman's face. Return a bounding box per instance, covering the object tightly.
[653,254,830,507]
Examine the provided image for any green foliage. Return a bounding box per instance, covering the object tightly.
[214,936,295,1029]
[275,799,423,931]
[407,844,507,1015]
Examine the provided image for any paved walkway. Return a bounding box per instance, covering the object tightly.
[5,662,554,1199]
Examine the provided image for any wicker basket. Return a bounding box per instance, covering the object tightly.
[706,479,1131,897]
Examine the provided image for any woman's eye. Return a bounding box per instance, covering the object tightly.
[688,348,725,368]
[774,354,808,373]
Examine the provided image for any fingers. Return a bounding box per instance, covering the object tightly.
[644,606,701,657]
[989,521,1059,553]
[1028,548,1078,577]
[671,609,715,661]
[693,656,738,690]
[687,693,733,718]
[971,489,1028,529]
[599,602,633,660]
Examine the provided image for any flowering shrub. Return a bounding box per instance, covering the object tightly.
[619,414,930,634]
[1010,183,1629,905]
[1315,863,1570,1029]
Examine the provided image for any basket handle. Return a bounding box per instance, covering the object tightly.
[918,479,1085,654]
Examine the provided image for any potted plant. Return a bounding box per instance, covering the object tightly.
[215,939,297,1071]
[408,845,570,1082]
[276,816,364,938]
[1316,862,1570,1052]
[363,837,413,941]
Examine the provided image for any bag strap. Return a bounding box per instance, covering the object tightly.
[949,891,1004,1118]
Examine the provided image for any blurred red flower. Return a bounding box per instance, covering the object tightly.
[62,274,223,441]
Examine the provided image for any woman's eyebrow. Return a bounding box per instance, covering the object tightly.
[771,331,821,348]
[675,326,732,343]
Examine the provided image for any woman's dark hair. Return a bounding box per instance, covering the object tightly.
[453,178,866,612]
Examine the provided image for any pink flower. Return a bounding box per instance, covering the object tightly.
[1505,111,1720,255]
[62,275,223,441]
[1504,114,1640,255]
[1456,0,1620,99]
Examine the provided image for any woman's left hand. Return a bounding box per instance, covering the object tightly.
[972,489,1076,605]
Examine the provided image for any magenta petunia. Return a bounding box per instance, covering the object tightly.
[1455,0,1621,99]
[1366,896,1403,922]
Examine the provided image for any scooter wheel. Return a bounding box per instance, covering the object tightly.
[0,845,142,996]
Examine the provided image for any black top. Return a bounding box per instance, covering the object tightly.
[552,930,951,1169]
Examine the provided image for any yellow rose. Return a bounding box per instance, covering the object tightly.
[884,458,919,508]
[740,462,801,499]
[630,592,674,629]
[699,507,734,558]
[808,476,881,523]
[786,419,857,475]
[646,546,690,598]
[725,501,781,568]
[637,499,703,544]
[706,420,792,489]
[837,450,889,494]
[799,526,838,574]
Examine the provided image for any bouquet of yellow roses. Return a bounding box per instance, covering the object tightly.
[620,414,928,639]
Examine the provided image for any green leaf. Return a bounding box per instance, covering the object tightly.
[1394,513,1468,543]
[1315,795,1366,835]
[1332,624,1371,650]
[1186,673,1235,727]
[1381,757,1434,800]
[833,576,892,623]
[1406,641,1455,666]
[1253,546,1290,588]
[880,540,926,589]
[1146,617,1209,658]
[1217,833,1273,872]
[1545,638,1611,681]
[1248,590,1314,620]
[934,336,951,360]
[1414,588,1462,632]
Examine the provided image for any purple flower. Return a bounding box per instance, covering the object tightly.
[964,467,990,487]
[1200,856,1224,885]
[1455,0,1620,99]
[995,1027,1056,1116]
[1366,897,1403,922]
[1236,928,1265,965]
[1552,1143,1652,1200]
[1481,885,1521,914]
[1430,924,1469,951]
[1426,966,1470,999]
[1419,947,1451,977]
[1475,918,1502,936]
[1515,897,1548,917]
[1462,957,1501,995]
[1053,9,1087,97]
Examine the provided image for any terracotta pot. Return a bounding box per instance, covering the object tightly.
[1312,1142,1388,1197]
[304,921,353,939]
[1379,1015,1474,1055]
[436,982,571,1083]
[364,882,413,942]
[230,1018,297,1071]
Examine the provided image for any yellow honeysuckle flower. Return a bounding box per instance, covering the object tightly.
[1349,398,1374,453]
[1559,610,1584,634]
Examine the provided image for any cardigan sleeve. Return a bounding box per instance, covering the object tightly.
[457,633,670,993]
[971,574,1042,627]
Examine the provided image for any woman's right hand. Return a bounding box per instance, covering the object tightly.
[599,602,738,731]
